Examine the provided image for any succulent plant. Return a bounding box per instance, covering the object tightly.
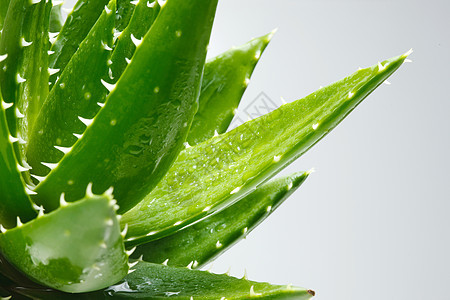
[0,0,410,298]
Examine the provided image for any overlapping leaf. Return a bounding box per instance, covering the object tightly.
[27,0,116,180]
[132,172,309,267]
[33,0,219,214]
[0,192,128,293]
[9,262,315,299]
[123,53,409,245]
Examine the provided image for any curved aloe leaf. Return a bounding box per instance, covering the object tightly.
[0,0,29,138]
[0,0,52,169]
[109,0,160,81]
[0,91,37,229]
[48,0,110,87]
[0,191,128,293]
[10,262,315,299]
[27,0,116,180]
[123,52,409,245]
[132,172,309,268]
[15,0,52,163]
[33,0,218,214]
[188,32,274,146]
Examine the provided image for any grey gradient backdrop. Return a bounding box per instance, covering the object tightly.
[62,1,449,299]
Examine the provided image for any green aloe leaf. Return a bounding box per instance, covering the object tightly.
[15,0,52,163]
[131,172,309,268]
[109,0,160,81]
[123,52,409,245]
[9,262,315,299]
[33,0,219,214]
[0,88,37,229]
[27,0,116,180]
[48,0,110,87]
[115,0,136,32]
[188,32,274,146]
[0,191,129,293]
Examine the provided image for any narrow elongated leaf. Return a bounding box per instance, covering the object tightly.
[49,4,64,33]
[15,0,52,162]
[0,0,28,137]
[0,0,51,166]
[33,0,219,214]
[48,0,110,87]
[123,52,409,245]
[0,91,36,229]
[132,172,309,267]
[27,0,116,180]
[11,262,315,299]
[0,192,128,293]
[188,32,274,146]
[109,0,160,81]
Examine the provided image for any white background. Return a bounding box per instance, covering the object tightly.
[63,1,450,299]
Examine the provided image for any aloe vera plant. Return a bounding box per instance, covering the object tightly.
[0,0,410,298]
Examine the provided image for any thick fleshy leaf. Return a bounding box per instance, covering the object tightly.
[0,91,36,229]
[15,0,52,163]
[33,0,219,214]
[10,262,315,299]
[188,32,274,146]
[123,52,409,245]
[109,0,160,81]
[48,0,110,87]
[0,0,30,138]
[132,172,309,267]
[0,192,128,293]
[27,0,116,180]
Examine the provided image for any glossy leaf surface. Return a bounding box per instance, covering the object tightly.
[0,193,128,293]
[27,0,116,180]
[33,0,219,214]
[132,172,309,267]
[49,0,110,87]
[10,262,315,299]
[0,91,36,228]
[109,0,160,81]
[123,53,408,245]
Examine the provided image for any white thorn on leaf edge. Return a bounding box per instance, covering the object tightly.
[2,101,13,109]
[130,34,143,47]
[60,193,68,207]
[20,38,32,47]
[86,182,94,197]
[41,162,58,170]
[0,54,7,62]
[78,116,94,126]
[25,187,37,195]
[16,216,23,227]
[54,145,72,154]
[101,79,116,92]
[121,224,128,237]
[126,247,137,256]
[250,286,261,297]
